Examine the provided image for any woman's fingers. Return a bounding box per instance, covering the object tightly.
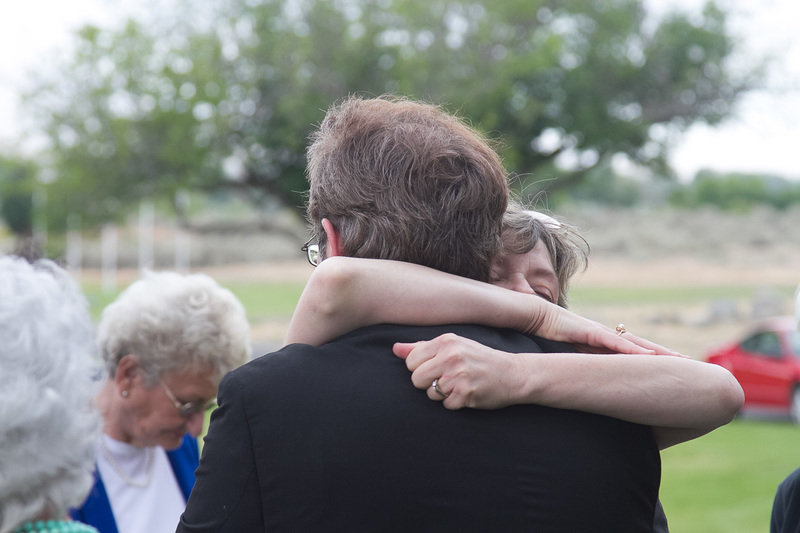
[394,339,438,372]
[617,331,687,358]
[397,334,517,410]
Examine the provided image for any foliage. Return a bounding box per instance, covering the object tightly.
[22,21,236,231]
[670,170,800,211]
[546,160,644,207]
[0,155,37,237]
[21,0,755,229]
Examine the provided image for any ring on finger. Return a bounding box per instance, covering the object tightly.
[432,378,449,398]
[616,324,627,336]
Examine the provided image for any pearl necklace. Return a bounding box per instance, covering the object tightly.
[99,435,154,488]
[12,520,98,533]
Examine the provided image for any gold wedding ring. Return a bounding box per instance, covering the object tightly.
[616,324,627,336]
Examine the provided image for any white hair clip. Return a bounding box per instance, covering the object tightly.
[523,210,561,229]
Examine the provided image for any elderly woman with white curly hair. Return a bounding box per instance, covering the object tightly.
[69,271,251,533]
[0,256,100,533]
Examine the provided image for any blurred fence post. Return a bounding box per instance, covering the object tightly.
[139,199,154,271]
[66,213,82,284]
[33,187,47,255]
[175,190,190,272]
[101,223,117,294]
[795,284,800,330]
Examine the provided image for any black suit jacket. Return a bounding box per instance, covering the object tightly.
[178,324,660,532]
[771,466,800,533]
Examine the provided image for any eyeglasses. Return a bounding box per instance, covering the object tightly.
[160,381,217,418]
[301,238,320,267]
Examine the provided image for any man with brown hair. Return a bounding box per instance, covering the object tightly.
[306,95,508,281]
[178,96,661,532]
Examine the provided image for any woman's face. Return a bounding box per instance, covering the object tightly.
[122,367,217,450]
[490,240,559,305]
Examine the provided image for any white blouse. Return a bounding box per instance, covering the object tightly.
[96,434,186,533]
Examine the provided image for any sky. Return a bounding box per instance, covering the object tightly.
[649,0,800,180]
[1,0,799,181]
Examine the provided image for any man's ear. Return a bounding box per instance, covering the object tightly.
[322,218,343,258]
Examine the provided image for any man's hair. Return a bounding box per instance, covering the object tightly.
[306,95,509,282]
[501,200,589,308]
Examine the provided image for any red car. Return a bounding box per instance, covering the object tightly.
[707,316,800,423]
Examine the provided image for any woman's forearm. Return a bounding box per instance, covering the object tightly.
[517,352,744,434]
[285,257,663,357]
[284,257,538,346]
[397,334,743,432]
[395,334,744,449]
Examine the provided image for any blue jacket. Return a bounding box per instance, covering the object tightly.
[70,435,199,533]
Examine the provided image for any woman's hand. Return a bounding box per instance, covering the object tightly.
[519,299,680,356]
[393,333,526,410]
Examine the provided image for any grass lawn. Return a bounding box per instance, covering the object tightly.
[221,281,306,322]
[661,417,800,533]
[81,279,306,321]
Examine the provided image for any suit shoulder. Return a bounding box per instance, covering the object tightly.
[223,343,322,385]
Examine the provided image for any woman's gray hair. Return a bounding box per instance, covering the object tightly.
[97,270,251,386]
[0,256,100,532]
[501,200,589,308]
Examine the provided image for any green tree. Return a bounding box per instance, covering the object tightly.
[24,21,235,230]
[23,0,755,228]
[0,155,39,257]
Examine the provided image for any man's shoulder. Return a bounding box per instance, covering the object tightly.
[230,342,322,376]
[777,467,800,495]
[226,324,543,377]
[216,343,324,406]
[341,323,549,353]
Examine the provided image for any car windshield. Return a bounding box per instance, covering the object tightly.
[792,330,800,358]
[743,331,783,358]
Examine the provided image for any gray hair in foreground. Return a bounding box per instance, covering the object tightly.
[0,256,100,533]
[97,270,252,386]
